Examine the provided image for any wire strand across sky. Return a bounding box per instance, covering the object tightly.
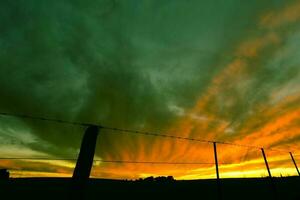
[0,157,216,165]
[0,111,297,154]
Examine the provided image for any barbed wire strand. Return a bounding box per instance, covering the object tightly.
[0,112,298,154]
[0,157,216,165]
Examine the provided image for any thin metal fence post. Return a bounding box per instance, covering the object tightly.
[261,148,272,178]
[213,142,222,200]
[289,152,300,176]
[261,148,278,199]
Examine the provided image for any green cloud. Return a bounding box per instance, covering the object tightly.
[0,0,298,165]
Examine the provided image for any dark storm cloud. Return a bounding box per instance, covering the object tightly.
[0,0,297,163]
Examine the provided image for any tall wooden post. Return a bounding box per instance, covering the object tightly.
[73,125,100,181]
[213,142,222,200]
[289,152,300,176]
[70,125,99,200]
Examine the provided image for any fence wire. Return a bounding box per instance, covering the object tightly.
[0,112,299,179]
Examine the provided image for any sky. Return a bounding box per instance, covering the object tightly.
[0,0,300,179]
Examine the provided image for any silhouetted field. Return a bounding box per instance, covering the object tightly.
[1,177,300,200]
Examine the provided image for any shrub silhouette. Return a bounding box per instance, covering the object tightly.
[0,169,9,180]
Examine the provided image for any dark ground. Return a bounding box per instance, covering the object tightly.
[0,176,300,200]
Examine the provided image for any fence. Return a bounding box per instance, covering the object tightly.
[0,112,299,181]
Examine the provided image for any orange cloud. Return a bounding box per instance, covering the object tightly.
[91,0,300,179]
[260,1,300,29]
